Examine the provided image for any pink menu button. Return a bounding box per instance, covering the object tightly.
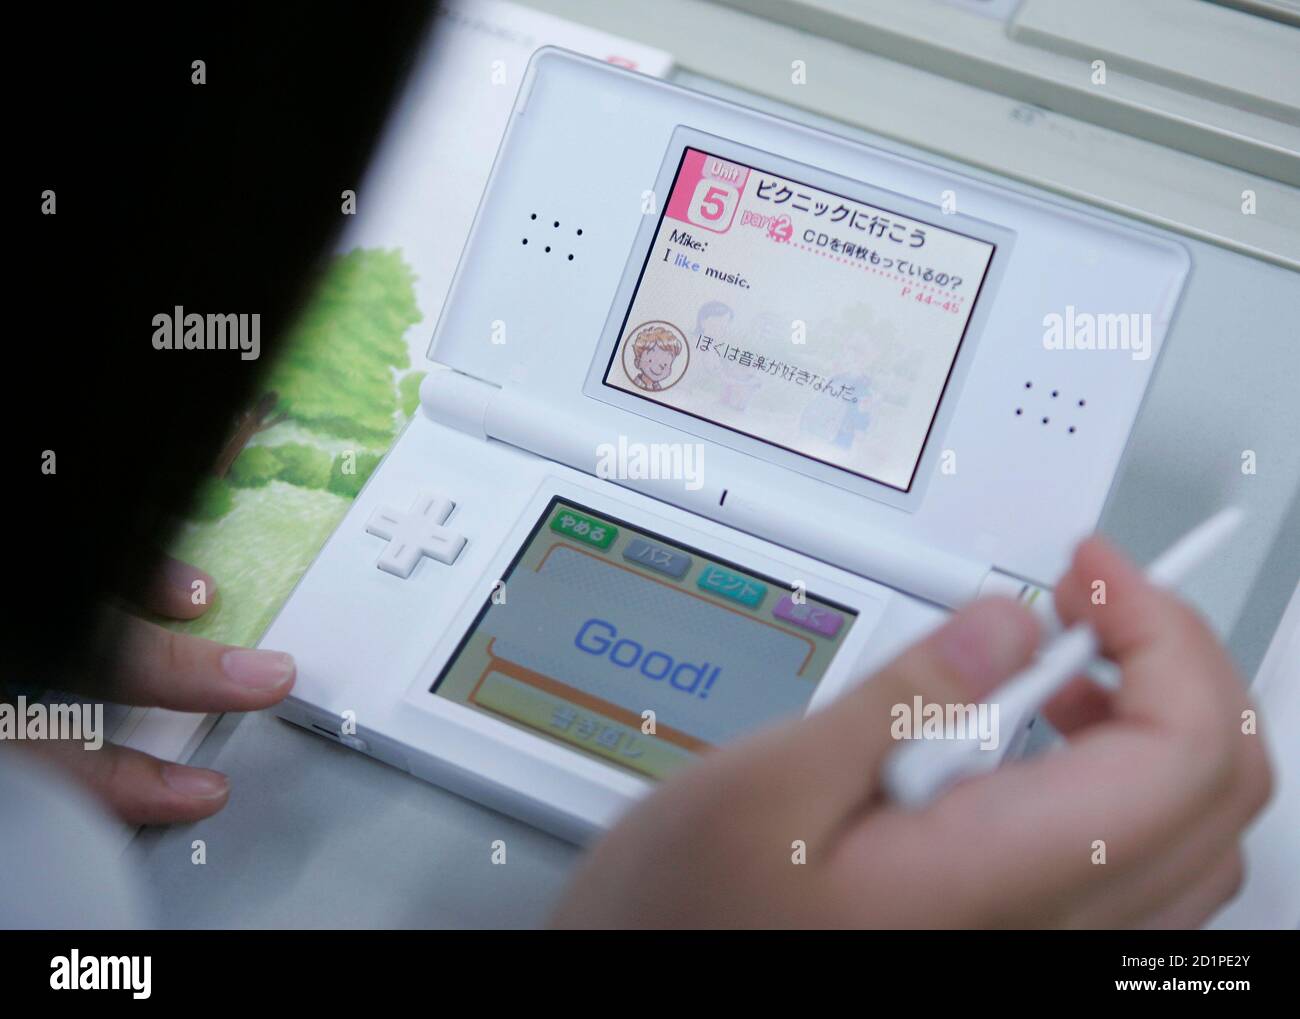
[772,596,844,638]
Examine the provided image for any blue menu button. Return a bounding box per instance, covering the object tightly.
[697,565,767,608]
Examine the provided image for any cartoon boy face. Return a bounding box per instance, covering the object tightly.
[638,345,675,382]
[628,325,685,392]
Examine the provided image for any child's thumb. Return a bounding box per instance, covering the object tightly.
[785,598,1040,832]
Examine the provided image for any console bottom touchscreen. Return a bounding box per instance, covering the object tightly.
[432,499,856,779]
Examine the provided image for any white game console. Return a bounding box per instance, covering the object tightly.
[263,49,1190,842]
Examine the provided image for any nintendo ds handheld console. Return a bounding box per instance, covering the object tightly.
[263,49,1189,841]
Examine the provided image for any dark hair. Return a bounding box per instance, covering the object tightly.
[12,3,430,687]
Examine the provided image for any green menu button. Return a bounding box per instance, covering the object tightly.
[550,508,617,550]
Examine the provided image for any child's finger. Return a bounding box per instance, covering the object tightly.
[826,540,1268,926]
[101,611,296,712]
[774,597,1040,836]
[1041,673,1115,736]
[137,555,216,620]
[18,738,229,825]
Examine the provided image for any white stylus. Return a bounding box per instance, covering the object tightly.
[882,506,1246,809]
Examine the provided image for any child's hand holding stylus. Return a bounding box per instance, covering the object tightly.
[554,534,1271,928]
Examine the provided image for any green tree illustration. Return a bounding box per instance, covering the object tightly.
[270,443,333,489]
[199,248,422,521]
[261,247,421,444]
[327,451,382,499]
[190,477,235,520]
[229,446,280,488]
[399,369,426,418]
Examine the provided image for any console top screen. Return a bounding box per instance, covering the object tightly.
[602,146,996,492]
